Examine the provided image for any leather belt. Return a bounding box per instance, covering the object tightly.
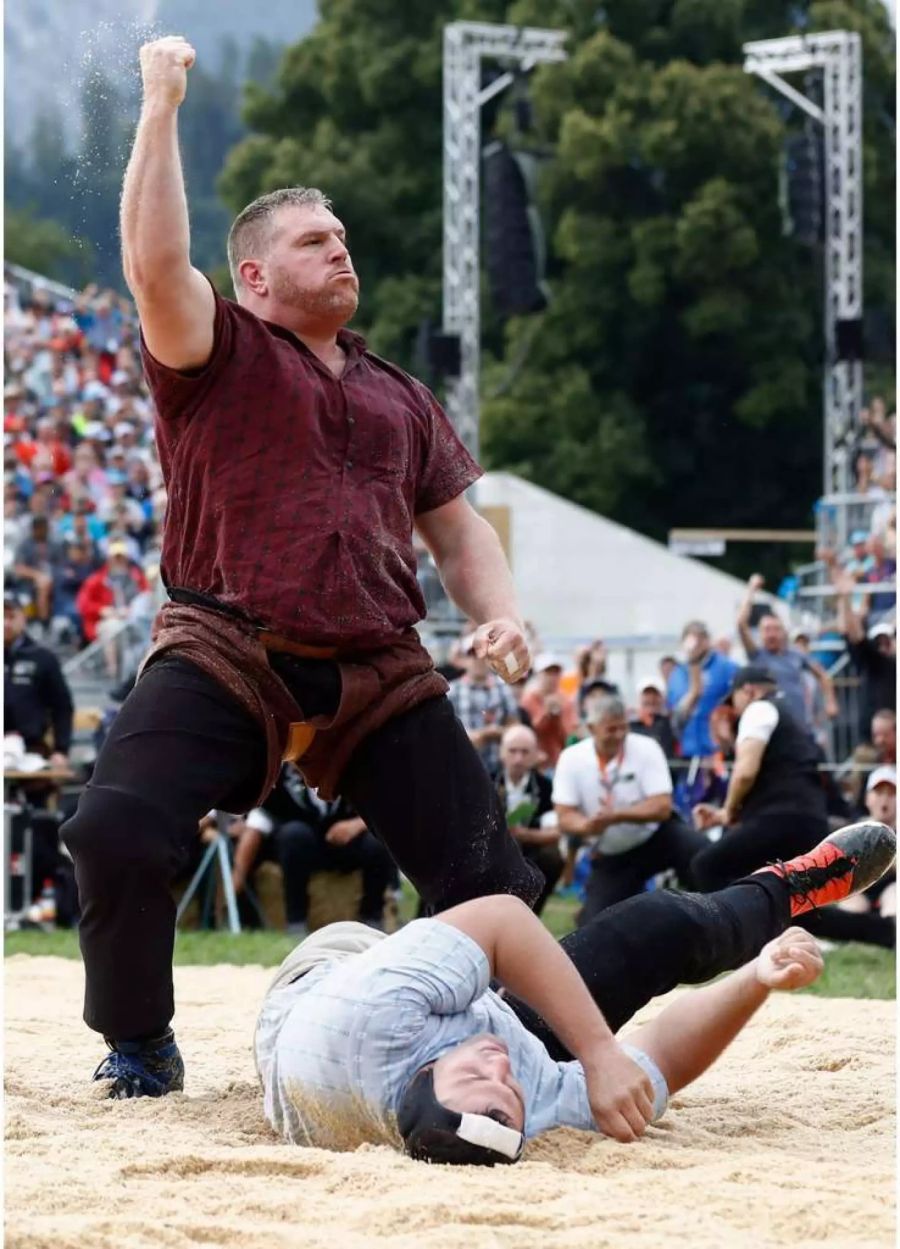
[258,631,338,661]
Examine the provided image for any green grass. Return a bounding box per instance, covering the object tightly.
[5,891,895,999]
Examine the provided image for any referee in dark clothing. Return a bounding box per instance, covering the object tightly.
[4,592,75,906]
[4,593,73,764]
[690,666,829,891]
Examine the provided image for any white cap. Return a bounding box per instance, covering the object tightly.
[790,626,811,643]
[868,621,896,641]
[84,420,111,441]
[866,766,896,793]
[533,652,565,673]
[638,674,665,695]
[114,421,135,438]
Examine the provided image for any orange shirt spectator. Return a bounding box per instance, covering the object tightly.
[520,654,579,768]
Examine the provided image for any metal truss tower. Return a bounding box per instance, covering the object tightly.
[743,32,864,495]
[442,21,567,459]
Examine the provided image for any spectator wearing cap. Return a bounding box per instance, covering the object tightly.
[807,767,896,950]
[737,574,838,732]
[553,691,706,921]
[666,621,738,760]
[75,542,149,675]
[691,667,830,892]
[447,638,520,773]
[629,676,677,761]
[493,724,562,915]
[521,654,580,770]
[829,559,896,741]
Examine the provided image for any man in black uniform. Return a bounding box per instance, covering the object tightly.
[229,764,398,935]
[4,591,75,907]
[4,593,74,765]
[690,666,829,891]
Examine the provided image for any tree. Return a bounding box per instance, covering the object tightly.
[4,208,93,286]
[217,0,893,574]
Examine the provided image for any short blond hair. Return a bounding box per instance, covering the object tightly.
[226,187,332,292]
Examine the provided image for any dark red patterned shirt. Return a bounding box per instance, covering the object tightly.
[141,288,481,647]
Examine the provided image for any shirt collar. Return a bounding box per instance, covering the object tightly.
[260,317,368,372]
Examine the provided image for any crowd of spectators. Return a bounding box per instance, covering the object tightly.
[4,272,163,657]
[2,266,895,946]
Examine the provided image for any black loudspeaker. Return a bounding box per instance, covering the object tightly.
[783,123,824,247]
[482,140,548,318]
[414,320,462,382]
[835,318,864,361]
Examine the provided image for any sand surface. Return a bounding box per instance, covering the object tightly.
[4,955,895,1249]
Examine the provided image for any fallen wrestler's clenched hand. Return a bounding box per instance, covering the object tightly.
[582,1039,655,1143]
[471,619,531,684]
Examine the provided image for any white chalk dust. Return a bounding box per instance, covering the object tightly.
[4,955,895,1249]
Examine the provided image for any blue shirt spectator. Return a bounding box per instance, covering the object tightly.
[667,621,738,757]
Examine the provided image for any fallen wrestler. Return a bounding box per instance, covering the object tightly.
[254,820,895,1160]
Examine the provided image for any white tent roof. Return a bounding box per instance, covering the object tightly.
[477,472,753,643]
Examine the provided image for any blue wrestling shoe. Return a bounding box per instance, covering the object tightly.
[92,1028,185,1098]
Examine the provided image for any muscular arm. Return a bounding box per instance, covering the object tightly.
[415,495,522,629]
[121,37,214,370]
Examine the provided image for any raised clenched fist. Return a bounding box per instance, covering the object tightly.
[139,36,196,109]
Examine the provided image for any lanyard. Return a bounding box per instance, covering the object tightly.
[595,747,625,804]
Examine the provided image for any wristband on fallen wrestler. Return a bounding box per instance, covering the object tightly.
[397,1064,524,1166]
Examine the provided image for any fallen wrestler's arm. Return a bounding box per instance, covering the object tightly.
[621,927,823,1095]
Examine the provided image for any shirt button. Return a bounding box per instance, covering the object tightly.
[346,460,353,469]
[347,416,355,426]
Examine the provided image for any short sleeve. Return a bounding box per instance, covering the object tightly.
[413,385,483,515]
[633,735,673,795]
[737,700,780,744]
[552,745,583,808]
[139,281,235,422]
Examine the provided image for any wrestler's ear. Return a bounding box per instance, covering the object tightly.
[238,258,267,297]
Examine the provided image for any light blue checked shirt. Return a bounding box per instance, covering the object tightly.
[254,919,667,1150]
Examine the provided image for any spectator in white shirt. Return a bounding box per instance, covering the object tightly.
[552,692,706,923]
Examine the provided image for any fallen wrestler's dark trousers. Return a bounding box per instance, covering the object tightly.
[61,655,542,1041]
[504,871,791,1054]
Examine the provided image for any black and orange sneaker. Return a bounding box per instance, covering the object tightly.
[757,821,896,918]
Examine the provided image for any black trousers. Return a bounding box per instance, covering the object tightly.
[579,815,707,924]
[506,872,791,1056]
[691,811,827,894]
[61,656,541,1040]
[263,820,396,925]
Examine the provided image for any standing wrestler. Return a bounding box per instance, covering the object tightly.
[61,36,561,1102]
